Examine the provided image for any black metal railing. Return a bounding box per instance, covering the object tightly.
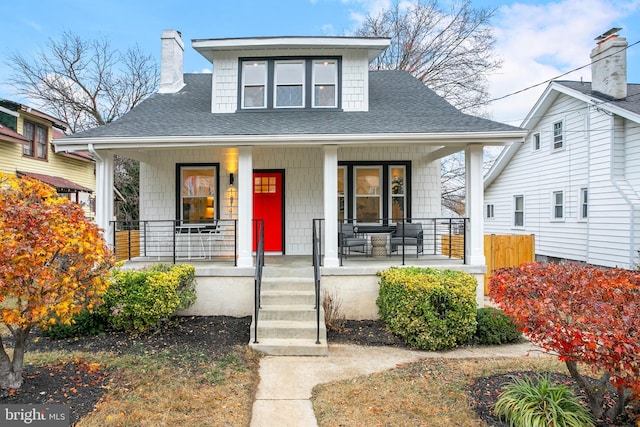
[253,219,265,344]
[337,217,468,265]
[110,219,237,265]
[312,219,323,344]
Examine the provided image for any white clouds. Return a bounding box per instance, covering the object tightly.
[488,0,639,124]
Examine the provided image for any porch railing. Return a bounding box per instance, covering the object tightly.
[312,219,323,344]
[110,219,237,265]
[337,217,468,265]
[253,219,265,344]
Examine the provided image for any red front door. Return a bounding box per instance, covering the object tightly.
[253,171,284,252]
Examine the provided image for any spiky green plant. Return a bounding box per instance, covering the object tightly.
[494,374,595,427]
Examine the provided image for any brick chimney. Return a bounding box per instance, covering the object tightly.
[590,28,627,99]
[159,30,185,94]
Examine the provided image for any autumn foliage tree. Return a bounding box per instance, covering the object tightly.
[489,262,640,422]
[0,173,114,390]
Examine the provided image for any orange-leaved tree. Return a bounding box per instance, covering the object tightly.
[489,262,640,422]
[0,172,114,390]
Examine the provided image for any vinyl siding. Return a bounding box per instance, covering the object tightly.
[485,91,640,269]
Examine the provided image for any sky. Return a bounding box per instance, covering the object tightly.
[0,0,638,126]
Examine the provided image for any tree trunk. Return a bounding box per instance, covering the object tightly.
[565,360,610,420]
[0,327,30,390]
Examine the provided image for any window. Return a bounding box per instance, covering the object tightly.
[22,121,47,159]
[553,121,564,150]
[313,60,337,108]
[177,164,218,223]
[486,204,494,219]
[274,61,305,108]
[241,61,267,108]
[552,191,564,219]
[239,57,340,110]
[390,166,405,221]
[513,195,524,227]
[580,188,588,219]
[532,132,540,150]
[355,166,381,222]
[338,166,346,221]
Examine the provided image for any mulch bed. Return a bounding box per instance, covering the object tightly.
[1,317,638,426]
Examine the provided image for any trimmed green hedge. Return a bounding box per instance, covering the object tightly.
[474,307,521,345]
[377,267,477,350]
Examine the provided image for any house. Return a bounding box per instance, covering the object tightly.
[53,30,526,321]
[0,100,96,216]
[484,29,640,270]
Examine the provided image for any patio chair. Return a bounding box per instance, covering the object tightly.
[338,223,368,257]
[390,222,423,258]
[201,220,226,258]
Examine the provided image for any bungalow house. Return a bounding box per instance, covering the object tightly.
[53,30,525,354]
[0,100,95,216]
[484,29,640,270]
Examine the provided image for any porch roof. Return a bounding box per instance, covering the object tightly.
[56,70,526,151]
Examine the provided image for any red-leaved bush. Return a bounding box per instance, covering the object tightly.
[489,262,640,422]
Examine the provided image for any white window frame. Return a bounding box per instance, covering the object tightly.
[579,187,588,220]
[241,61,267,109]
[312,59,338,108]
[354,165,382,224]
[513,195,524,228]
[485,203,494,219]
[532,132,541,151]
[552,121,564,150]
[389,165,406,222]
[274,60,305,108]
[552,190,564,220]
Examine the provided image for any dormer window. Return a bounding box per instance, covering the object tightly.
[313,60,337,108]
[239,57,341,110]
[275,61,305,108]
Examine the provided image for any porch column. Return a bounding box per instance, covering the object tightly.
[237,146,254,268]
[323,146,339,267]
[93,148,115,247]
[465,144,485,305]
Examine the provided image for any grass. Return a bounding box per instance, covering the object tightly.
[312,357,566,427]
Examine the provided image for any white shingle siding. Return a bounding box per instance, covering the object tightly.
[139,144,440,255]
[485,90,640,269]
[210,48,370,113]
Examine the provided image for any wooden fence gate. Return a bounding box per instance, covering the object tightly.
[484,234,535,293]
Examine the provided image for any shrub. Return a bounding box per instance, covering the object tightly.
[322,290,346,332]
[42,308,109,339]
[377,267,477,350]
[100,264,197,332]
[494,374,595,427]
[474,307,521,345]
[490,262,640,421]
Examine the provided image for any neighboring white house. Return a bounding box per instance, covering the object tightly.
[484,30,640,270]
[54,30,525,315]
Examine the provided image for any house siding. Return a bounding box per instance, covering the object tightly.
[210,48,369,113]
[485,91,640,269]
[139,144,440,255]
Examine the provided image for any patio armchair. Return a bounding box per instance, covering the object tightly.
[390,222,423,258]
[338,223,368,257]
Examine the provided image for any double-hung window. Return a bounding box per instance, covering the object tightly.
[355,166,382,223]
[580,188,588,219]
[23,120,47,160]
[274,60,305,108]
[552,191,564,219]
[553,121,564,150]
[177,164,218,223]
[486,204,495,219]
[532,132,540,151]
[313,60,337,108]
[513,195,524,227]
[241,61,267,109]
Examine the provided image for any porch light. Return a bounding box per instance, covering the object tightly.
[229,173,235,186]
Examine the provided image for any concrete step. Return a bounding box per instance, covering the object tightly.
[250,320,326,340]
[261,277,315,292]
[261,290,316,306]
[249,338,328,356]
[257,305,318,322]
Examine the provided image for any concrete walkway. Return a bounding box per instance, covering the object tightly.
[249,341,551,427]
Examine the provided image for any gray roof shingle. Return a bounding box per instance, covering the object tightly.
[69,70,521,139]
[555,80,640,116]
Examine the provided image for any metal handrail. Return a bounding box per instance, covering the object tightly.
[253,219,265,344]
[312,219,323,344]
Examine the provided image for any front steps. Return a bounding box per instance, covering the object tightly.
[249,267,328,356]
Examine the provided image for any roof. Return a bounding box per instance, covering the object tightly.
[17,171,93,193]
[485,79,640,189]
[0,99,68,130]
[60,71,523,149]
[0,124,29,145]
